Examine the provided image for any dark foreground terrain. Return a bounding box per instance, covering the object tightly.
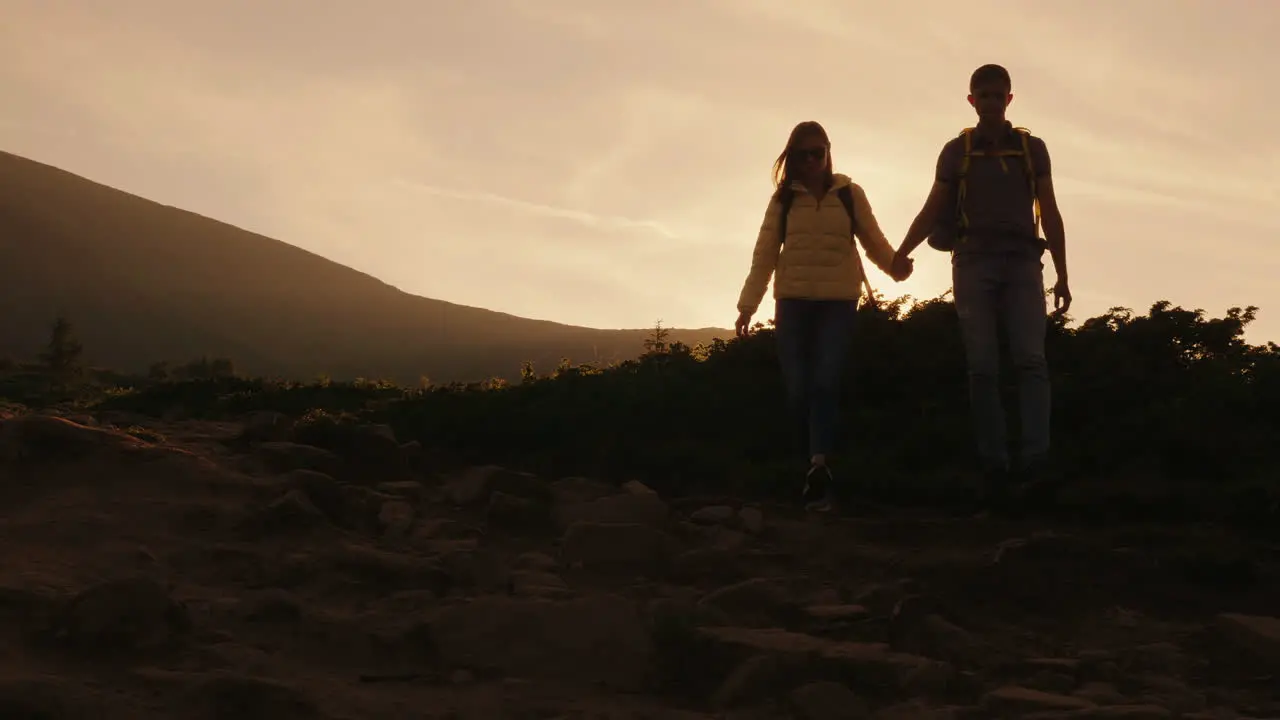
[0,409,1277,720]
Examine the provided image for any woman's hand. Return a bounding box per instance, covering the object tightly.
[890,251,914,281]
[734,311,753,337]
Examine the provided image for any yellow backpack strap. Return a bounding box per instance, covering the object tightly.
[1015,128,1041,238]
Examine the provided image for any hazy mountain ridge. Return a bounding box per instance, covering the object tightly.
[0,151,727,383]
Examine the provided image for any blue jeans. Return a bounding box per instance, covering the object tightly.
[952,252,1051,471]
[774,298,857,459]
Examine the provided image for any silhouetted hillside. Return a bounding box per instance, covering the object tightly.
[0,151,723,383]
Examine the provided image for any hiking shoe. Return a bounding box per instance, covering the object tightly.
[1013,457,1060,509]
[803,464,833,512]
[981,464,1020,517]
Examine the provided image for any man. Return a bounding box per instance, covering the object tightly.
[891,63,1071,501]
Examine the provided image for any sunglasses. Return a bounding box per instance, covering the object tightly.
[792,147,826,162]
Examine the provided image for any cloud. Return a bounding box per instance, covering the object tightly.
[398,181,680,240]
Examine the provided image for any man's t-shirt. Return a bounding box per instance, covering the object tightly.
[935,123,1050,256]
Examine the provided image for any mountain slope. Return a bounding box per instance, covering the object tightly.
[0,151,727,383]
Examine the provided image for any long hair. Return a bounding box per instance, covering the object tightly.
[770,120,834,198]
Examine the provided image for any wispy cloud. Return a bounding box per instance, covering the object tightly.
[398,181,680,240]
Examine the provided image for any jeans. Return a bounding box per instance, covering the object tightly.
[952,252,1051,471]
[774,298,857,459]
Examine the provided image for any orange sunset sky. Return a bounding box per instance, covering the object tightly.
[3,1,1277,339]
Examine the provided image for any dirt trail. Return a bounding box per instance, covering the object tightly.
[0,411,1277,719]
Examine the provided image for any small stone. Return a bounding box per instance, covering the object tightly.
[560,522,676,576]
[378,500,415,537]
[690,505,736,525]
[791,680,869,719]
[982,686,1096,715]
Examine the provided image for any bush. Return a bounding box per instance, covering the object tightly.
[36,294,1277,514]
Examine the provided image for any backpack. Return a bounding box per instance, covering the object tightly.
[926,126,1042,252]
[776,184,875,302]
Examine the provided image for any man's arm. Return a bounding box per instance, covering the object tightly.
[1034,140,1067,282]
[898,180,951,258]
[896,142,956,260]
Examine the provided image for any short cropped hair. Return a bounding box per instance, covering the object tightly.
[969,64,1011,92]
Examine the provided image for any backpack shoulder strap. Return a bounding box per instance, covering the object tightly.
[1013,127,1042,238]
[834,183,875,305]
[836,184,856,234]
[776,186,795,245]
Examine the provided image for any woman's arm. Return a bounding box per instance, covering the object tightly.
[736,196,784,315]
[850,184,896,275]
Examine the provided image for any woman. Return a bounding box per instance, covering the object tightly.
[735,120,912,511]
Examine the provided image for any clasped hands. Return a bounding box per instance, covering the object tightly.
[888,248,913,282]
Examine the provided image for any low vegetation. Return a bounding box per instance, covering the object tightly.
[4,294,1278,521]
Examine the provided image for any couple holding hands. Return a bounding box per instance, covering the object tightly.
[733,64,1072,512]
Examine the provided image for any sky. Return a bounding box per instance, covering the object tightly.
[3,0,1278,340]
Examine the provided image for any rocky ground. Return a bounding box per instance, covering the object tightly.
[0,410,1277,719]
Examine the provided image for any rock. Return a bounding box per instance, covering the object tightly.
[691,505,736,525]
[699,627,954,698]
[1091,706,1175,719]
[425,595,652,691]
[791,681,870,719]
[739,507,765,534]
[337,485,399,532]
[253,442,340,476]
[806,605,871,622]
[673,548,750,585]
[510,570,572,599]
[0,414,148,462]
[892,611,993,668]
[283,469,344,516]
[410,518,473,542]
[240,489,329,538]
[712,654,792,708]
[322,422,414,484]
[706,526,751,552]
[622,479,658,495]
[376,480,426,499]
[447,465,549,506]
[1215,613,1280,668]
[378,499,415,537]
[699,578,802,627]
[438,548,510,594]
[1074,681,1128,705]
[981,686,1096,715]
[240,589,304,623]
[1122,641,1190,676]
[329,544,453,594]
[513,551,558,572]
[560,522,676,576]
[182,671,321,719]
[553,491,671,530]
[1025,668,1077,694]
[50,576,190,655]
[549,476,617,504]
[240,410,294,443]
[487,490,551,532]
[0,676,99,719]
[870,701,963,719]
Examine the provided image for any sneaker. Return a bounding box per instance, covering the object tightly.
[803,464,833,512]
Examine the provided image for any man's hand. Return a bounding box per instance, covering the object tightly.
[734,311,753,337]
[890,250,914,282]
[1052,276,1072,315]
